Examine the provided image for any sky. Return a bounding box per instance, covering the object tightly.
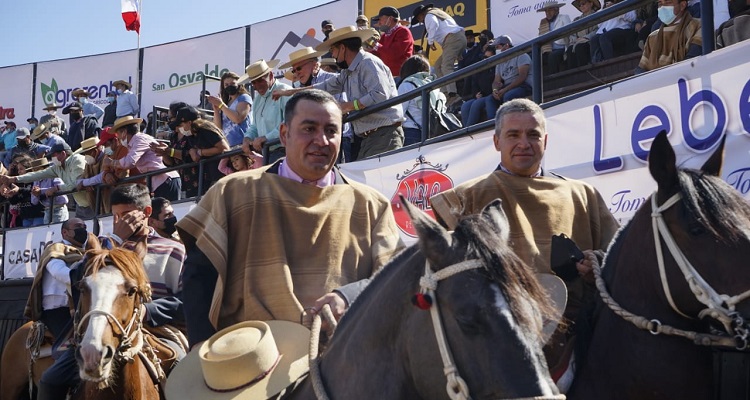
[0,0,333,68]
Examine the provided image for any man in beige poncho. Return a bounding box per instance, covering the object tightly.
[177,89,404,347]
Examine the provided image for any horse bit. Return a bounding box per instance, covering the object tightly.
[593,192,750,350]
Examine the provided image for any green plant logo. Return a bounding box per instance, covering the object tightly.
[40,79,59,106]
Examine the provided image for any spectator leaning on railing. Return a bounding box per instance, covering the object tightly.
[537,1,572,74]
[636,0,702,73]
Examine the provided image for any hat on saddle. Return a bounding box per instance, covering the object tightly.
[165,320,310,400]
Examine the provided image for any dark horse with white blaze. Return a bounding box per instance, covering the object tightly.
[569,131,750,400]
[285,197,564,399]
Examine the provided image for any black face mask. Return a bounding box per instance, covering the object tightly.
[479,36,488,46]
[336,60,349,69]
[71,112,83,121]
[225,85,239,96]
[73,227,88,245]
[162,216,178,235]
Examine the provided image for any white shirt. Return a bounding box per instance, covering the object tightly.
[42,239,75,310]
[424,13,463,46]
[597,10,636,34]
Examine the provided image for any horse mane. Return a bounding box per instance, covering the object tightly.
[676,169,750,244]
[452,212,555,331]
[84,247,152,301]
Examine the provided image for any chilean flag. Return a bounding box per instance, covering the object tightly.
[121,0,140,34]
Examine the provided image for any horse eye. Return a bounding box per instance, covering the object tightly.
[127,287,137,297]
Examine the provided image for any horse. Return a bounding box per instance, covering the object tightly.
[0,321,55,400]
[568,131,750,400]
[72,245,166,400]
[283,197,565,399]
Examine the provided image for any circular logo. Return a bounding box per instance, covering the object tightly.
[391,168,453,237]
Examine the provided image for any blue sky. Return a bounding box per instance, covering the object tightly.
[0,0,332,68]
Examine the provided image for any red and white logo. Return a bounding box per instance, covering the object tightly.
[391,156,454,237]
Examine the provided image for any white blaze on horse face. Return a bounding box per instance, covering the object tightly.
[79,265,125,378]
[491,284,555,397]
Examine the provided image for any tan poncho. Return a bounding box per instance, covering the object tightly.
[639,14,702,71]
[177,167,404,330]
[24,242,83,321]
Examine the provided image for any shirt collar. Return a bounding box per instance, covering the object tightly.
[278,160,335,188]
[496,163,542,178]
[348,50,365,70]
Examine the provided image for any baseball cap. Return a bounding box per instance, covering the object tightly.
[97,127,117,147]
[378,6,399,18]
[356,14,368,23]
[15,128,30,138]
[492,35,513,46]
[174,106,200,125]
[321,19,333,28]
[50,143,68,154]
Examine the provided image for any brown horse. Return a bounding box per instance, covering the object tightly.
[0,321,54,400]
[72,246,163,400]
[283,198,564,399]
[569,132,750,399]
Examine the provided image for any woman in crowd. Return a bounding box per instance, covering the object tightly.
[397,54,444,146]
[208,71,252,147]
[566,0,601,69]
[1,154,45,227]
[172,106,229,194]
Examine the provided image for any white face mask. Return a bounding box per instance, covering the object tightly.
[103,147,114,156]
[657,5,677,25]
[79,97,88,104]
[48,110,56,116]
[120,137,128,146]
[84,155,96,165]
[51,157,62,167]
[179,126,193,136]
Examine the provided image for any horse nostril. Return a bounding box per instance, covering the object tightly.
[103,345,115,361]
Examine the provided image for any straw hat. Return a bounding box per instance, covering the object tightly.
[537,274,568,343]
[279,47,326,70]
[165,321,310,400]
[29,157,51,172]
[30,124,50,140]
[72,89,90,98]
[73,137,99,155]
[314,26,379,52]
[238,59,280,84]
[319,58,337,67]
[113,80,132,89]
[43,103,60,111]
[537,1,566,12]
[111,115,143,132]
[572,0,601,11]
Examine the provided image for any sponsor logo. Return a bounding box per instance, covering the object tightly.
[151,64,229,92]
[609,189,648,215]
[727,167,750,195]
[391,156,454,237]
[6,241,53,265]
[40,77,133,107]
[0,106,15,119]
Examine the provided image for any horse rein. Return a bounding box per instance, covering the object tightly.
[74,300,145,364]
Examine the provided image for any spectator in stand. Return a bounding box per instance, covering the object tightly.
[411,4,465,99]
[371,6,414,81]
[172,106,229,194]
[197,90,212,110]
[357,14,381,52]
[356,14,369,29]
[155,102,198,198]
[637,0,702,73]
[62,101,100,152]
[538,1,572,74]
[319,57,340,73]
[39,104,67,141]
[716,0,750,48]
[27,117,39,132]
[1,154,45,227]
[459,47,497,125]
[0,121,18,165]
[566,0,601,69]
[31,157,69,224]
[72,89,104,121]
[207,72,252,148]
[590,1,638,63]
[456,30,483,101]
[31,123,68,150]
[102,116,181,200]
[398,55,446,145]
[76,128,119,214]
[150,197,180,242]
[322,20,335,41]
[239,60,292,163]
[113,79,139,117]
[5,128,51,167]
[102,91,118,128]
[218,152,261,176]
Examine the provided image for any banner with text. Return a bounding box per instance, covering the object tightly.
[35,51,138,118]
[141,28,246,115]
[489,0,580,48]
[0,64,34,124]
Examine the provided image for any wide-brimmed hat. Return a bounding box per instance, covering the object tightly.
[113,80,132,89]
[572,0,601,11]
[315,26,378,52]
[43,103,60,111]
[239,59,280,84]
[97,127,117,147]
[356,14,369,24]
[62,102,83,115]
[411,3,434,25]
[31,124,50,140]
[72,89,90,98]
[73,137,99,155]
[279,47,327,69]
[29,157,51,172]
[319,58,337,67]
[165,321,310,400]
[112,115,143,132]
[537,1,566,12]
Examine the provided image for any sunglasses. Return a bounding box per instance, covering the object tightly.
[293,60,314,73]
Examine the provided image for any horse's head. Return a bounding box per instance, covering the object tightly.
[645,131,750,347]
[75,246,152,384]
[400,196,561,399]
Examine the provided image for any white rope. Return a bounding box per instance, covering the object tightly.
[309,304,338,400]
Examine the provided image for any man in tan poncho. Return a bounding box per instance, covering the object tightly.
[177,89,404,347]
[430,98,619,390]
[637,0,702,73]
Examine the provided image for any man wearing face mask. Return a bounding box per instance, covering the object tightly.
[4,128,51,168]
[113,79,139,118]
[637,0,702,73]
[39,104,67,142]
[27,117,39,132]
[102,91,118,128]
[31,123,68,150]
[149,197,180,241]
[62,101,100,152]
[0,121,18,166]
[76,128,119,214]
[71,89,104,121]
[370,6,414,80]
[1,144,89,219]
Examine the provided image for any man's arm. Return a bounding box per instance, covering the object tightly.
[57,156,86,192]
[499,63,530,94]
[129,94,140,116]
[424,14,439,46]
[117,136,147,169]
[353,59,394,109]
[46,258,72,286]
[143,296,185,327]
[182,246,218,347]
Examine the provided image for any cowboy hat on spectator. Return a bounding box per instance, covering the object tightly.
[410,3,434,25]
[537,1,566,12]
[572,0,601,11]
[279,47,326,69]
[315,26,378,52]
[112,115,143,132]
[239,59,280,84]
[43,103,60,111]
[31,124,50,141]
[73,137,99,155]
[113,80,132,89]
[72,89,90,98]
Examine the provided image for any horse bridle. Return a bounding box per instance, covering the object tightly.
[417,259,566,400]
[593,192,750,350]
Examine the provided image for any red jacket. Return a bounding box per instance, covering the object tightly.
[371,25,414,78]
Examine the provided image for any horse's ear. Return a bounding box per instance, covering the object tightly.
[85,233,101,251]
[648,130,678,190]
[480,199,510,242]
[399,195,452,261]
[700,134,726,177]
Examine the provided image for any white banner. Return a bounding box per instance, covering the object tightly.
[249,0,357,72]
[3,220,97,279]
[489,0,580,47]
[35,51,139,118]
[0,64,34,125]
[141,28,246,115]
